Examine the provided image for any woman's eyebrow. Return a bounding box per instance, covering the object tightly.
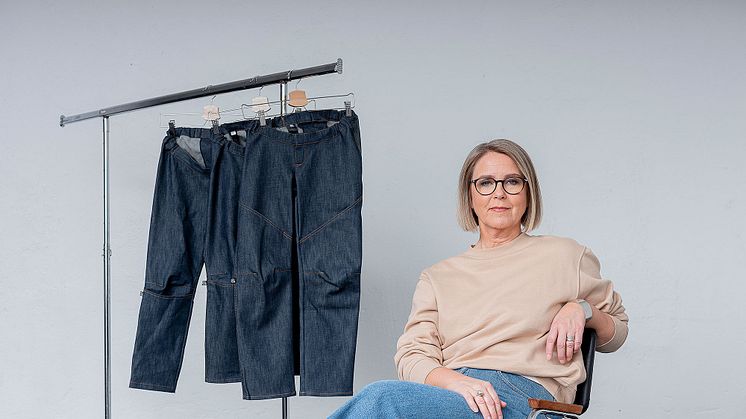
[475,173,523,179]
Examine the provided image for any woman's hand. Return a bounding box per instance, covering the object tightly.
[545,301,586,364]
[443,373,507,419]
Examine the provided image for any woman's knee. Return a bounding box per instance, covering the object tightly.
[358,380,406,399]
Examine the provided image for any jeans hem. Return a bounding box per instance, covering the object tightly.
[298,391,353,397]
[242,391,297,400]
[206,376,241,383]
[129,381,176,392]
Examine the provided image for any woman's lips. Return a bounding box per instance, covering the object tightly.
[489,207,509,212]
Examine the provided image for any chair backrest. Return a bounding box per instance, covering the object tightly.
[574,329,597,413]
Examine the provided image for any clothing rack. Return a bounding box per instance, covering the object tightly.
[59,58,344,419]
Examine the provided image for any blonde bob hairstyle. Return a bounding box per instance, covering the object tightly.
[457,139,542,232]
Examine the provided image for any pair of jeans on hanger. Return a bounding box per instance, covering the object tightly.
[129,110,363,400]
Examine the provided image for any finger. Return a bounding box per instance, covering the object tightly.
[477,386,498,419]
[556,328,567,363]
[565,335,574,361]
[485,383,507,415]
[484,387,504,419]
[574,328,583,353]
[472,391,491,419]
[461,390,480,414]
[545,326,558,360]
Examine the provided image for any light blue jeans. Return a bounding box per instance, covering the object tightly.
[328,368,560,419]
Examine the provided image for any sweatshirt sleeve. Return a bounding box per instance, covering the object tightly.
[394,271,444,383]
[577,247,629,353]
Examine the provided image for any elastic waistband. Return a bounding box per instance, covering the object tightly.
[258,109,358,145]
[165,127,215,140]
[218,119,260,135]
[164,123,256,155]
[162,110,357,149]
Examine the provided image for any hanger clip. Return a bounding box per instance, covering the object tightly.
[344,101,352,117]
[168,119,176,135]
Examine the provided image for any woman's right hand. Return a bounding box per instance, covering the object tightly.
[445,374,506,419]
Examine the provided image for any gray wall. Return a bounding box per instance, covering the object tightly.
[1,1,744,418]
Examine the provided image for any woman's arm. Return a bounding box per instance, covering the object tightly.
[578,247,629,352]
[586,303,616,345]
[394,272,444,383]
[546,246,629,363]
[394,272,505,419]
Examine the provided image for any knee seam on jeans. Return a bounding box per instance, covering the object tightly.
[238,202,293,240]
[298,195,362,244]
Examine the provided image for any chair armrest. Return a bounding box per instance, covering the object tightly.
[528,398,583,415]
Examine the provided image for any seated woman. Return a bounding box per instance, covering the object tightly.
[328,139,628,419]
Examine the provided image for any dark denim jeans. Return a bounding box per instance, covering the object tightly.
[233,110,362,399]
[129,124,253,392]
[129,110,362,400]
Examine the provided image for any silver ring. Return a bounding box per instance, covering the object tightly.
[566,335,575,342]
[476,390,484,397]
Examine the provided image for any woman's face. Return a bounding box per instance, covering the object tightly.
[470,152,528,236]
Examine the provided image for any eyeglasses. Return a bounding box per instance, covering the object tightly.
[470,176,527,196]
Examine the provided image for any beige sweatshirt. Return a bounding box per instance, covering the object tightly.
[394,233,628,404]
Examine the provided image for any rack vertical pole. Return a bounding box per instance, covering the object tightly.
[280,82,288,116]
[102,116,112,419]
[280,81,288,419]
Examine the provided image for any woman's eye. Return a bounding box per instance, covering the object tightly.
[506,178,519,186]
[478,180,494,187]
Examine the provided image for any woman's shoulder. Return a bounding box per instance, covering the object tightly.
[420,254,463,278]
[526,233,588,257]
[527,233,585,249]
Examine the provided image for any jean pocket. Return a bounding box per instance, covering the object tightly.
[497,371,535,400]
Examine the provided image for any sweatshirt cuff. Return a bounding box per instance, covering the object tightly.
[408,358,443,384]
[595,315,628,353]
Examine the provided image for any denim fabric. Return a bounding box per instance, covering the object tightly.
[232,110,363,399]
[203,120,254,384]
[328,368,559,419]
[129,124,254,392]
[130,110,363,400]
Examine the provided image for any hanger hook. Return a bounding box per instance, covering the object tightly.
[294,78,302,90]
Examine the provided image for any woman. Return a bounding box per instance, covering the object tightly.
[329,139,628,419]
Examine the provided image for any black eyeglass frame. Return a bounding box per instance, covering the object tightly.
[470,176,528,196]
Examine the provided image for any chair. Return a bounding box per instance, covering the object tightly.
[527,329,597,419]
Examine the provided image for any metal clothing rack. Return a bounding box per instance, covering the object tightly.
[60,58,344,419]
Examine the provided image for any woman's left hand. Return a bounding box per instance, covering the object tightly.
[545,301,586,364]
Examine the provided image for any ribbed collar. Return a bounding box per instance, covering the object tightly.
[463,232,533,259]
